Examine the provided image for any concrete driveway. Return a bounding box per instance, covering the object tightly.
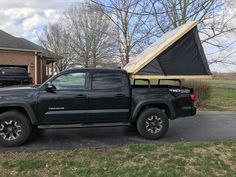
[0,111,236,152]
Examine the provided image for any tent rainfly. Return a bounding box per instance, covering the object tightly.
[124,21,212,79]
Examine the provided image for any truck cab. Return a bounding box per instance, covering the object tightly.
[38,68,131,124]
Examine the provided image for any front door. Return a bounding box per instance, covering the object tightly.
[37,72,89,124]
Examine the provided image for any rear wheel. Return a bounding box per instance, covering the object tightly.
[136,108,169,139]
[0,111,32,147]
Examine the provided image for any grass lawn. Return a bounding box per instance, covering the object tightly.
[200,87,236,111]
[202,80,236,89]
[0,141,236,177]
[198,79,236,111]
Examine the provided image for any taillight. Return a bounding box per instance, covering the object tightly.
[190,92,196,102]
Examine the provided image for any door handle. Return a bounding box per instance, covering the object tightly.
[115,93,125,97]
[75,94,87,99]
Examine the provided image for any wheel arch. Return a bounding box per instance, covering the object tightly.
[131,99,176,122]
[0,102,38,125]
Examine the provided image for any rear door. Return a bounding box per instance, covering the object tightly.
[88,72,130,122]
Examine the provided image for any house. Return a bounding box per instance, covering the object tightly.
[0,30,55,84]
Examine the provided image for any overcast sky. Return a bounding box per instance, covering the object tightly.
[0,0,235,72]
[0,0,80,41]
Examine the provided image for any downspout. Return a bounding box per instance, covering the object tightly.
[40,54,43,83]
[34,51,37,84]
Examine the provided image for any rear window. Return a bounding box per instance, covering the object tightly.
[92,73,123,90]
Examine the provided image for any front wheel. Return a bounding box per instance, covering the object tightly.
[0,111,32,147]
[136,108,169,139]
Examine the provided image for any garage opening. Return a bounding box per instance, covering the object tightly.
[0,64,32,86]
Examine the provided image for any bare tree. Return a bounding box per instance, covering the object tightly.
[65,2,118,68]
[38,23,74,72]
[91,0,154,66]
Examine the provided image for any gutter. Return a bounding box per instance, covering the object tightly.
[0,47,41,53]
[0,47,55,61]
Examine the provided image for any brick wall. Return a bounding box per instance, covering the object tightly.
[36,56,40,84]
[42,59,47,82]
[36,56,47,84]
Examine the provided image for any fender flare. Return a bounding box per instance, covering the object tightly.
[131,99,176,121]
[0,102,38,125]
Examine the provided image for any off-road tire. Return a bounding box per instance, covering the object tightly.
[136,108,169,139]
[0,111,32,147]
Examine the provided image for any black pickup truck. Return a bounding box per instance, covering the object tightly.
[0,68,196,146]
[0,67,33,87]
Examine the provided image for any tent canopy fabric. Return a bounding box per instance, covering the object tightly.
[124,21,212,79]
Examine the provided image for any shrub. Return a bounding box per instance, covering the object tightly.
[183,80,212,107]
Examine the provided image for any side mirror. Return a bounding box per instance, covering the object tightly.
[45,82,56,92]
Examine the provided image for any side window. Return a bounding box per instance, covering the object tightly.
[52,72,86,90]
[92,73,123,90]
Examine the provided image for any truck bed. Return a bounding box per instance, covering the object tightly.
[131,84,195,119]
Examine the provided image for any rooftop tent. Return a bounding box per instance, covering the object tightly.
[124,21,212,79]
